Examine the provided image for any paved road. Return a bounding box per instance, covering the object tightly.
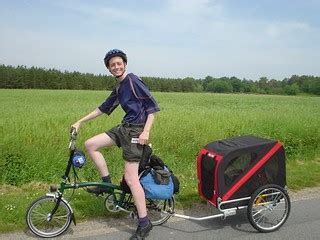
[2,194,319,240]
[78,197,320,240]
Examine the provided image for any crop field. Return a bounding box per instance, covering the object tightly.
[1,89,320,232]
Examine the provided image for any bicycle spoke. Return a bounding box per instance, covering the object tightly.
[248,186,290,232]
[31,210,48,217]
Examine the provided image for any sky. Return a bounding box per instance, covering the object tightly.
[1,0,320,80]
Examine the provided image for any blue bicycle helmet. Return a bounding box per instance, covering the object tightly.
[104,49,127,67]
[72,150,86,168]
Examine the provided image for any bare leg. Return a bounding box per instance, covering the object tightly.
[124,161,147,218]
[85,133,115,177]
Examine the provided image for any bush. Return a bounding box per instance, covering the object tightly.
[206,80,233,93]
[284,84,300,95]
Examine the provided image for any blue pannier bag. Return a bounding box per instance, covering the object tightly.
[140,168,174,200]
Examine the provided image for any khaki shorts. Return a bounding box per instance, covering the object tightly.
[106,123,145,162]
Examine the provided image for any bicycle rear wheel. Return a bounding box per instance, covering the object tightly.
[247,184,290,233]
[146,197,174,225]
[26,195,73,238]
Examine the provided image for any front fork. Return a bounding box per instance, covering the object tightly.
[46,192,76,226]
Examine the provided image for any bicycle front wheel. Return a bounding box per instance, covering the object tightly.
[26,195,73,238]
[146,197,175,225]
[247,184,291,233]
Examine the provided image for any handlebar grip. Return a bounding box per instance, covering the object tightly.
[70,127,77,140]
[70,127,77,134]
[69,127,77,150]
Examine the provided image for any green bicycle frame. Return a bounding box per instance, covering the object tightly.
[58,149,122,193]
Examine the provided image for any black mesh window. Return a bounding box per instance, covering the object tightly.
[224,152,256,187]
[264,155,279,182]
[231,149,285,199]
[201,154,216,200]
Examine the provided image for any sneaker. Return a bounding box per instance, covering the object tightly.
[86,185,111,195]
[129,221,153,240]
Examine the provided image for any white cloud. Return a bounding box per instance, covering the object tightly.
[168,0,219,15]
[265,21,312,39]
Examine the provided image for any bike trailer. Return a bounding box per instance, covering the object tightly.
[197,135,286,207]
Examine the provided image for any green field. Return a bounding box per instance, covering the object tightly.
[1,89,320,232]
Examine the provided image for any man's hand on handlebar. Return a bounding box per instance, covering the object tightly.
[70,127,77,135]
[69,127,77,150]
[71,122,81,132]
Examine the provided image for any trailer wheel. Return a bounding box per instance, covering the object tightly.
[247,184,290,233]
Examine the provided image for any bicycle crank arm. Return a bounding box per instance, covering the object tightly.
[115,205,131,213]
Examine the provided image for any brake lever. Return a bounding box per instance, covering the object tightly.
[70,127,77,140]
[69,127,77,150]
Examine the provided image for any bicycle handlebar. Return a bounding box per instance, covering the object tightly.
[69,127,77,151]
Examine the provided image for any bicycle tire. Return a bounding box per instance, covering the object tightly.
[247,184,291,233]
[26,195,73,238]
[146,197,174,225]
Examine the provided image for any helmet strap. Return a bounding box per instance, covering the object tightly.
[116,71,126,79]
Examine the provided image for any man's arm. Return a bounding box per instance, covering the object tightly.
[71,108,103,131]
[139,113,155,145]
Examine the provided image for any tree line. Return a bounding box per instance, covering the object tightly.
[0,64,319,95]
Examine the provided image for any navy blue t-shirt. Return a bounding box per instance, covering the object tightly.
[98,73,160,124]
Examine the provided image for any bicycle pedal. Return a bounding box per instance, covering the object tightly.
[95,193,104,197]
[129,212,137,220]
